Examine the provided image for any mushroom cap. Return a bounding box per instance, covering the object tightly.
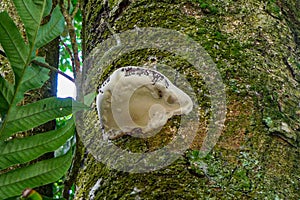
[96,66,193,139]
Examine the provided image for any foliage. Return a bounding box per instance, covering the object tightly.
[0,0,86,199]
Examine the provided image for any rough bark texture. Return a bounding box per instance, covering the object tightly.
[74,0,300,199]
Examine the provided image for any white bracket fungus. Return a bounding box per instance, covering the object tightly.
[96,66,193,139]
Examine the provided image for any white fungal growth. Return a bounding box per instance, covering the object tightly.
[96,66,193,139]
[89,178,102,200]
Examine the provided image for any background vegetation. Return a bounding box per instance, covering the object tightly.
[0,0,83,199]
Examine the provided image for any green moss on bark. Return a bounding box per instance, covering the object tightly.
[76,0,300,199]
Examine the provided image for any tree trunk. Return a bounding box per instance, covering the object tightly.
[74,0,300,199]
[33,37,60,198]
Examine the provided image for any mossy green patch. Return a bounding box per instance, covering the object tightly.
[77,0,300,199]
[265,0,283,20]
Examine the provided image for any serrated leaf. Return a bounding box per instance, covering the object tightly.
[36,6,65,49]
[0,150,73,199]
[0,118,75,169]
[0,12,29,82]
[0,97,87,140]
[12,0,49,46]
[0,76,14,114]
[14,64,50,105]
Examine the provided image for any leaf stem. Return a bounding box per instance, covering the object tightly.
[1,49,74,82]
[32,60,74,82]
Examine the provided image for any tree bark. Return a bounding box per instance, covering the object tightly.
[74,0,300,199]
[33,37,60,198]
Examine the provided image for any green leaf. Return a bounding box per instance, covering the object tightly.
[0,118,75,169]
[84,92,97,106]
[0,76,14,114]
[0,12,29,81]
[0,150,73,199]
[0,1,83,198]
[12,0,49,46]
[36,6,65,49]
[42,0,52,17]
[12,0,65,50]
[14,64,50,105]
[0,97,87,140]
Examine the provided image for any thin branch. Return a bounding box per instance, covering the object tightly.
[61,41,74,60]
[32,60,75,82]
[71,1,80,19]
[67,0,71,12]
[1,45,74,82]
[59,0,81,78]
